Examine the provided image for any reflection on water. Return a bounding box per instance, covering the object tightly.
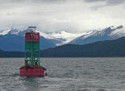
[22,78,40,91]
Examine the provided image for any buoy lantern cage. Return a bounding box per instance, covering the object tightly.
[20,27,46,77]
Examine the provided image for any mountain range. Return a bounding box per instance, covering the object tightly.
[0,37,125,57]
[41,37,125,57]
[0,25,125,52]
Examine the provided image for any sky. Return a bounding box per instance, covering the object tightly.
[0,0,125,33]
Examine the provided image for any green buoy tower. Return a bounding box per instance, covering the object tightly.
[25,26,40,66]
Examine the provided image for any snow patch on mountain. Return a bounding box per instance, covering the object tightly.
[0,29,11,35]
[110,25,125,37]
[8,28,20,35]
[70,25,125,45]
[0,28,21,35]
[50,31,86,45]
[36,30,55,39]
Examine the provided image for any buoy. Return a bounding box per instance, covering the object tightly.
[20,26,46,77]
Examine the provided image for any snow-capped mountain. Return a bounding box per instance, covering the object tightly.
[0,28,20,35]
[0,25,125,51]
[0,28,61,51]
[0,28,55,39]
[70,25,125,45]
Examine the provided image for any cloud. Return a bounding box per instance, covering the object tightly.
[84,0,125,5]
[0,0,68,4]
[106,0,125,6]
[0,0,125,33]
[84,0,105,3]
[86,0,125,10]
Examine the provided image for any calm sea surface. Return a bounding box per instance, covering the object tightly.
[0,58,125,91]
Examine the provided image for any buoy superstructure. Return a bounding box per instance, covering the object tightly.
[20,26,46,77]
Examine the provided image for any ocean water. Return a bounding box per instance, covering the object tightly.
[0,58,125,91]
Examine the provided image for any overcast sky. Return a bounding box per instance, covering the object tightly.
[0,0,125,32]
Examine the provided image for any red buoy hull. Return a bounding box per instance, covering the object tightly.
[20,66,46,77]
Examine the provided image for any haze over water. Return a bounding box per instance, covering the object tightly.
[0,58,125,91]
